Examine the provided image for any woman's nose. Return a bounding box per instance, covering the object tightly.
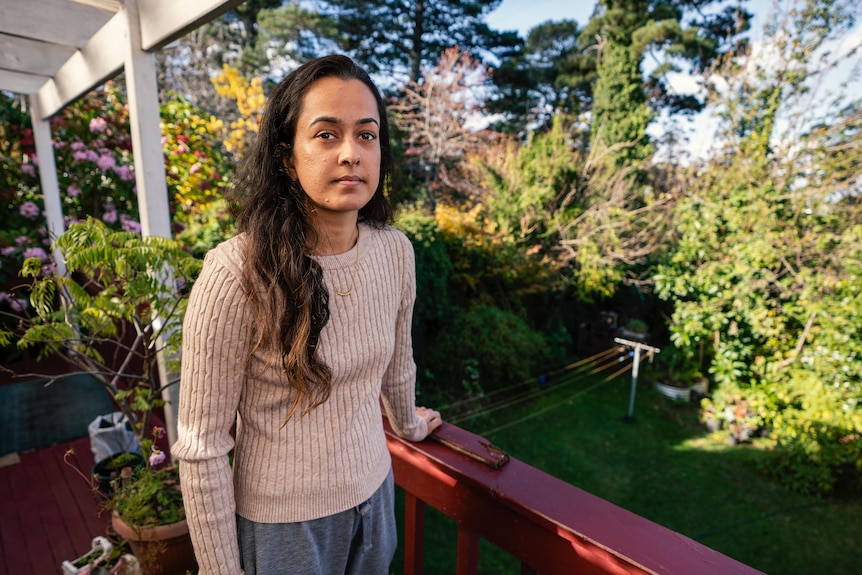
[339,139,360,165]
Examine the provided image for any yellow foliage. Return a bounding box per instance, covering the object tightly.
[211,65,265,159]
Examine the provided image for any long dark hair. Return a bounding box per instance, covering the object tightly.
[229,55,395,419]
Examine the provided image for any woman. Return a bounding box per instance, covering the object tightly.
[172,55,442,575]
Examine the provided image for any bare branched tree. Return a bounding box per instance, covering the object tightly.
[391,47,496,207]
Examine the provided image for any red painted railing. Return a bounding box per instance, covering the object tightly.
[385,419,764,575]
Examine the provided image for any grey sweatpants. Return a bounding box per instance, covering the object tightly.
[237,470,397,575]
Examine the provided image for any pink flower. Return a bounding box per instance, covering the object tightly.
[70,141,86,151]
[153,427,166,439]
[72,150,89,162]
[41,263,55,276]
[86,150,99,162]
[149,446,166,467]
[189,162,202,175]
[15,236,30,247]
[8,296,27,313]
[113,165,135,181]
[102,206,117,224]
[96,154,116,171]
[89,117,108,133]
[23,247,48,261]
[67,185,82,197]
[19,201,41,219]
[120,215,141,234]
[0,247,15,257]
[21,164,36,177]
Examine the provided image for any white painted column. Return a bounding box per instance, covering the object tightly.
[121,0,179,445]
[122,0,172,240]
[29,97,67,277]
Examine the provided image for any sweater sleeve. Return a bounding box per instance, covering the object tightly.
[380,233,429,442]
[171,250,247,574]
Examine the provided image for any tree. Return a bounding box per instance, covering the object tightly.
[390,48,496,207]
[317,0,521,83]
[582,0,752,163]
[590,36,655,167]
[489,19,593,135]
[654,0,862,494]
[481,116,671,299]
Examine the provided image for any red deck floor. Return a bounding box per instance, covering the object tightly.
[0,436,111,574]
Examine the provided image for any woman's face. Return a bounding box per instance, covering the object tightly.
[285,77,382,219]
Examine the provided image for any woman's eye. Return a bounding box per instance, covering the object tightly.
[359,132,377,141]
[316,131,336,140]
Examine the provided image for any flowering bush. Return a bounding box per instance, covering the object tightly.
[0,84,234,363]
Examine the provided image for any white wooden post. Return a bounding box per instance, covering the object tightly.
[29,97,67,277]
[121,0,179,445]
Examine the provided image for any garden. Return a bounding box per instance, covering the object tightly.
[1,0,860,572]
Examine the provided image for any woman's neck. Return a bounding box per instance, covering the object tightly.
[311,214,359,256]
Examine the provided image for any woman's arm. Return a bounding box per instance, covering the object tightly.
[380,232,441,441]
[171,253,247,574]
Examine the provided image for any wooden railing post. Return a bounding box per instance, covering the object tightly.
[456,527,480,575]
[403,492,426,575]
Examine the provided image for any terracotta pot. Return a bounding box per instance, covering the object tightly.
[111,512,197,575]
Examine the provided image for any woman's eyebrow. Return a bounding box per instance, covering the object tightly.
[309,116,380,127]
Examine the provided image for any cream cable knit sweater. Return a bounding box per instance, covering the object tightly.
[172,223,428,575]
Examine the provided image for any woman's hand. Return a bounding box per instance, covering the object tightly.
[416,406,443,434]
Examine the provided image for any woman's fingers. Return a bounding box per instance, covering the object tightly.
[417,406,443,432]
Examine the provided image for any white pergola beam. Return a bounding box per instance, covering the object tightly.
[29,97,67,277]
[0,35,75,77]
[139,0,246,52]
[0,70,50,95]
[29,0,245,120]
[33,13,126,119]
[0,0,111,47]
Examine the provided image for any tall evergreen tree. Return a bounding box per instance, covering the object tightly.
[489,20,592,135]
[317,0,521,83]
[583,0,751,162]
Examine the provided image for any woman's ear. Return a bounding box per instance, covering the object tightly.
[280,143,297,179]
[282,155,297,179]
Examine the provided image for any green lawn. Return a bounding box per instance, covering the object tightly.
[395,369,862,574]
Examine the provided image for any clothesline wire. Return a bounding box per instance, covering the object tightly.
[439,346,624,413]
[446,347,633,426]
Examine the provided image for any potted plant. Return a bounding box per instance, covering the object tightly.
[648,344,708,401]
[108,426,196,575]
[618,317,650,342]
[1,217,202,572]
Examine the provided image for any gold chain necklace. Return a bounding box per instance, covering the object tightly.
[323,225,360,297]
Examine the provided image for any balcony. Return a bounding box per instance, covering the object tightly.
[386,417,762,575]
[1,409,763,574]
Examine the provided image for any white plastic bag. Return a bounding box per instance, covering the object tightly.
[88,412,140,462]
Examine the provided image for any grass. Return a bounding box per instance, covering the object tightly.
[393,367,862,574]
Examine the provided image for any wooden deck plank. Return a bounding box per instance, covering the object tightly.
[23,444,77,568]
[0,437,111,573]
[54,439,112,539]
[4,446,56,574]
[35,442,97,564]
[0,459,28,575]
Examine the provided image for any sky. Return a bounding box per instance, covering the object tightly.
[484,0,862,161]
[486,0,595,36]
